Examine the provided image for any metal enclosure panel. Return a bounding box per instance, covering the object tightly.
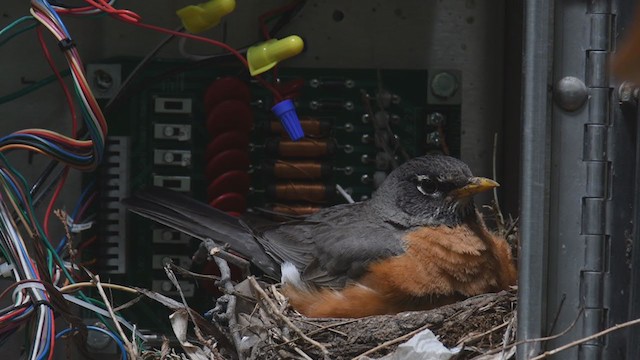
[520,0,636,359]
[0,0,507,189]
[546,1,614,359]
[518,0,553,358]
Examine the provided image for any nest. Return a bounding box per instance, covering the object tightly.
[138,265,517,360]
[230,280,517,360]
[137,202,521,359]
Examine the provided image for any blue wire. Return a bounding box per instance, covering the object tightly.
[0,171,24,205]
[56,326,128,360]
[55,179,95,253]
[0,133,90,163]
[35,309,54,360]
[36,0,71,37]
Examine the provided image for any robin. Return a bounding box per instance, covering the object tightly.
[125,155,517,318]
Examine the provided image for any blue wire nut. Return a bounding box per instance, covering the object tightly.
[271,99,304,141]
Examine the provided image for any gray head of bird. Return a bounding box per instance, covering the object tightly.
[370,155,498,228]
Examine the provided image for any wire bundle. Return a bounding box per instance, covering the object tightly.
[0,0,306,358]
[22,1,108,170]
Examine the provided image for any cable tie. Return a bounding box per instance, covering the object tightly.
[12,282,46,302]
[58,38,76,51]
[31,299,53,309]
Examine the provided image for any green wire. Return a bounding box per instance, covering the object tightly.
[0,24,37,48]
[0,69,72,106]
[0,5,137,343]
[0,16,35,38]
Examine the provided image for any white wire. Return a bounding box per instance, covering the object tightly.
[336,184,355,204]
[63,294,146,340]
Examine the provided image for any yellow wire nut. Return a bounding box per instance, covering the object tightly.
[247,35,304,76]
[176,0,236,34]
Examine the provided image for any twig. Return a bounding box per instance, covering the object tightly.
[202,238,251,277]
[160,336,170,360]
[479,308,584,357]
[169,262,221,282]
[92,275,138,359]
[213,256,244,360]
[295,318,356,337]
[546,294,566,337]
[248,276,329,357]
[163,264,218,357]
[491,132,505,229]
[353,323,432,359]
[273,332,314,360]
[274,319,359,349]
[456,318,511,347]
[500,315,516,360]
[529,317,640,360]
[113,295,144,313]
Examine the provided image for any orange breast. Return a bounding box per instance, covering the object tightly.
[284,219,517,318]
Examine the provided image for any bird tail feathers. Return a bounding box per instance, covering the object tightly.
[122,186,279,277]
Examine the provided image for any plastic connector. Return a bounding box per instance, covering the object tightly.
[272,99,304,141]
[247,35,304,76]
[0,262,14,278]
[176,0,236,34]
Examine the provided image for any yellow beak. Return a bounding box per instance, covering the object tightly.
[448,177,499,199]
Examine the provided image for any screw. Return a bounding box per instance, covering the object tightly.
[426,112,446,126]
[431,72,458,99]
[94,69,114,92]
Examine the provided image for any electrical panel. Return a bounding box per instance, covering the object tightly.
[85,59,462,332]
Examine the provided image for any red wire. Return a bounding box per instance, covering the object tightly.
[35,25,75,239]
[84,0,283,101]
[75,192,96,221]
[36,26,78,138]
[0,306,27,322]
[43,167,69,239]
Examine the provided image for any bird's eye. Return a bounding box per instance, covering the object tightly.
[416,176,439,195]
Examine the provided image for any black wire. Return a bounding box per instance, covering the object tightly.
[29,160,58,199]
[104,27,184,114]
[269,1,308,38]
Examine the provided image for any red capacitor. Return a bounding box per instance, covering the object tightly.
[205,131,249,160]
[207,170,251,201]
[210,193,247,213]
[204,77,251,113]
[205,149,250,181]
[206,100,253,137]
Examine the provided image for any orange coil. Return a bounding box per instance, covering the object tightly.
[270,204,322,216]
[268,183,333,202]
[270,118,330,137]
[266,139,336,158]
[266,160,329,180]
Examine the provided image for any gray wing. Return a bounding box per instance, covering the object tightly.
[257,202,407,289]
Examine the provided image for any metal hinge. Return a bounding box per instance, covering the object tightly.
[580,1,613,358]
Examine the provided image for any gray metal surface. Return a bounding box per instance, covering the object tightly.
[517,0,553,358]
[0,0,509,207]
[543,1,612,359]
[519,0,635,359]
[614,2,640,359]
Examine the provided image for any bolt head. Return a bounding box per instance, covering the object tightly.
[554,76,588,111]
[431,72,459,99]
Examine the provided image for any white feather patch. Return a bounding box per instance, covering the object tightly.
[280,262,304,289]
